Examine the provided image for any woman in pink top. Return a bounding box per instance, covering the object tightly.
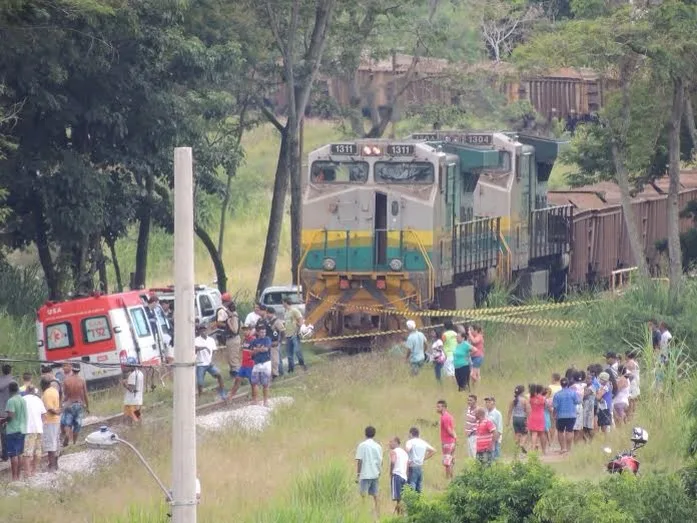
[527,384,547,454]
[468,325,484,383]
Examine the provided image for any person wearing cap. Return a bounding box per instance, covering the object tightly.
[122,357,144,424]
[60,363,89,447]
[595,371,613,437]
[195,324,226,399]
[484,397,503,460]
[404,320,427,376]
[216,294,241,381]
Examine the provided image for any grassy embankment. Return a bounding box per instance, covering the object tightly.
[2,280,694,523]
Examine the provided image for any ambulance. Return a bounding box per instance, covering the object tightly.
[36,291,162,386]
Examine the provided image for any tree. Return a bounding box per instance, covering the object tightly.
[254,0,337,296]
[476,0,543,63]
[515,6,656,278]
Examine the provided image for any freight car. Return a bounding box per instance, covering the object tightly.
[548,172,697,287]
[299,131,573,340]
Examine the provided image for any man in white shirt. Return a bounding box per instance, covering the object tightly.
[195,325,225,399]
[244,303,263,330]
[122,357,144,424]
[484,397,503,460]
[355,425,383,519]
[22,386,47,478]
[404,426,435,493]
[389,436,409,515]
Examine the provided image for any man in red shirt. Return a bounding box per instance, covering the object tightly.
[474,407,498,465]
[437,400,457,479]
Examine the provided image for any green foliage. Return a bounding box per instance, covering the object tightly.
[445,457,555,522]
[534,479,632,523]
[0,261,47,317]
[400,487,454,523]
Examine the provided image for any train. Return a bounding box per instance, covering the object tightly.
[299,131,573,341]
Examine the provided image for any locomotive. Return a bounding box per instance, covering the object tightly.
[299,131,573,341]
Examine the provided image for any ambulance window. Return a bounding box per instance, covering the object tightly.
[82,316,112,343]
[46,322,74,350]
[129,308,151,337]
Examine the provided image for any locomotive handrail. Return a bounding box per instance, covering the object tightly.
[297,229,323,287]
[406,227,435,304]
[498,231,512,282]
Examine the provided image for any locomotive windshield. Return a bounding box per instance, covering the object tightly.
[375,162,434,184]
[311,161,369,183]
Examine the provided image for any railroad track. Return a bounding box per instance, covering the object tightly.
[0,350,345,480]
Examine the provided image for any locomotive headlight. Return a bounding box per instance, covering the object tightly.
[371,146,381,155]
[322,257,337,271]
[362,145,372,155]
[389,258,403,271]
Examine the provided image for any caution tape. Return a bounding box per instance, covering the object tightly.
[305,323,444,344]
[346,299,595,318]
[468,315,580,328]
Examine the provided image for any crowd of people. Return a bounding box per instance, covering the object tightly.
[0,362,90,482]
[354,318,676,517]
[0,294,308,482]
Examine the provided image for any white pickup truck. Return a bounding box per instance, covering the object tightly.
[149,284,223,325]
[259,285,305,317]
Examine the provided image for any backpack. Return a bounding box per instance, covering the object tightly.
[432,345,446,365]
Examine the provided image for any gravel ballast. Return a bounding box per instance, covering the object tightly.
[196,396,294,432]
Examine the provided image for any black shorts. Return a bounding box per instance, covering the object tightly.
[598,409,612,427]
[513,417,528,435]
[556,418,576,433]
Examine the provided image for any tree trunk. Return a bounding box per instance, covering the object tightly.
[256,130,289,297]
[195,224,228,293]
[97,242,108,294]
[685,94,697,161]
[218,169,233,257]
[667,78,685,296]
[611,145,649,278]
[34,209,60,300]
[134,173,154,289]
[106,237,123,292]
[288,114,301,286]
[348,70,365,136]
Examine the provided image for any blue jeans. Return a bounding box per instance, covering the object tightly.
[493,441,501,460]
[407,465,423,493]
[286,335,305,372]
[434,362,443,382]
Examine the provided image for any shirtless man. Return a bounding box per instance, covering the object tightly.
[60,364,89,446]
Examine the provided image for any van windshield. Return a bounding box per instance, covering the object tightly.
[263,292,303,306]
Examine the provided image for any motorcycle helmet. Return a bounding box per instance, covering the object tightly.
[630,426,648,444]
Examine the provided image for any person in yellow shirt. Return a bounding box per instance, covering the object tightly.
[40,378,61,471]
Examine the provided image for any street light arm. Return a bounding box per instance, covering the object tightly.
[115,436,173,502]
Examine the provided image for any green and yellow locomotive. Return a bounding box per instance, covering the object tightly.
[300,131,572,342]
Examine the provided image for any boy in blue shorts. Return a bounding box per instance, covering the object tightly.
[249,325,272,406]
[227,348,254,399]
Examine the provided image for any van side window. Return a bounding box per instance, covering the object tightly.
[82,316,112,343]
[46,322,74,350]
[129,308,151,337]
[199,295,214,316]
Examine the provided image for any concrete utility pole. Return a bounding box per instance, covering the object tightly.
[172,147,197,522]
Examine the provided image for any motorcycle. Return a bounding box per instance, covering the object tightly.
[604,427,648,475]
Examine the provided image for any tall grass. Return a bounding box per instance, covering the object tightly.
[0,262,47,316]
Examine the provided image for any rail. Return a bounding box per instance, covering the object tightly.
[530,205,573,259]
[452,216,500,275]
[406,227,435,304]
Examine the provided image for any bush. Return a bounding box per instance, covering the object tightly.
[533,479,632,523]
[437,457,554,523]
[0,261,47,317]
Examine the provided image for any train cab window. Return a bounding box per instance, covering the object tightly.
[391,200,399,216]
[499,151,511,171]
[375,162,434,184]
[82,316,112,343]
[311,161,369,183]
[46,322,74,350]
